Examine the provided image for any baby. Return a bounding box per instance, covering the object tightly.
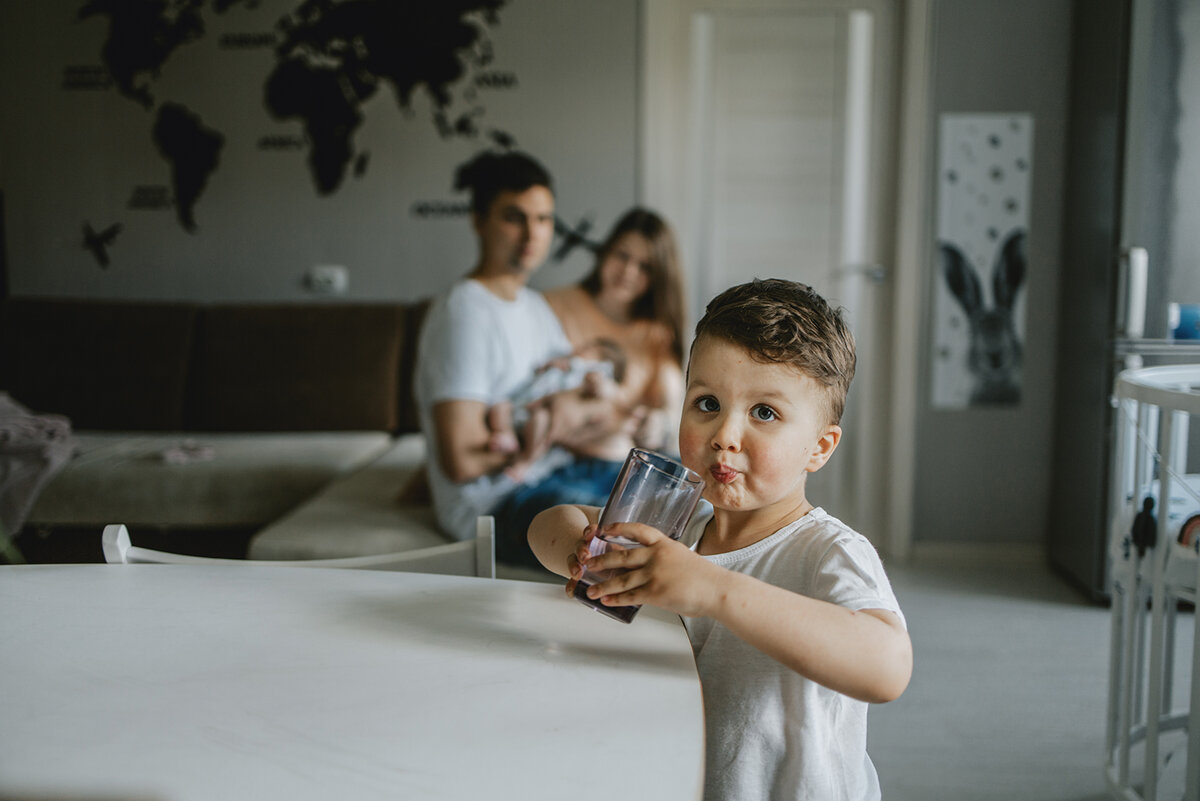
[487,338,629,481]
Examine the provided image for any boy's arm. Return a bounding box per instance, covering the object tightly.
[577,524,912,704]
[700,569,911,704]
[527,504,601,578]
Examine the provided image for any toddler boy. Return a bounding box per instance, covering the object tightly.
[528,278,911,801]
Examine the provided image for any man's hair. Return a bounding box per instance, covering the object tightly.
[454,150,553,218]
[693,278,856,424]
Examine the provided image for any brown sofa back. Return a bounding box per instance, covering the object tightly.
[187,304,407,432]
[0,298,197,431]
[0,297,428,434]
[397,299,431,434]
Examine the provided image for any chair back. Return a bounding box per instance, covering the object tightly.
[102,518,495,579]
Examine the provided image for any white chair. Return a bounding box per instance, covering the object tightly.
[102,517,496,579]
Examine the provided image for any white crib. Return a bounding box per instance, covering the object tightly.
[1107,364,1200,801]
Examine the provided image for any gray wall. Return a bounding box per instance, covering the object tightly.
[913,0,1074,544]
[1132,0,1200,318]
[0,1,638,303]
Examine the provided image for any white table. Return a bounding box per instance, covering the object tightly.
[0,565,704,801]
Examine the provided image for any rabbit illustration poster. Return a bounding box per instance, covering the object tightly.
[932,113,1032,408]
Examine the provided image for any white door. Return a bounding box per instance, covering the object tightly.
[642,0,900,547]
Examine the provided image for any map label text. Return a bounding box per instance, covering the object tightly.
[474,71,518,90]
[258,135,308,150]
[219,33,278,50]
[127,185,173,211]
[410,201,471,218]
[62,65,113,91]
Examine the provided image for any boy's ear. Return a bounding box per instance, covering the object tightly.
[805,425,842,473]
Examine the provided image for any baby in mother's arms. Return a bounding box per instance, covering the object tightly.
[486,337,633,482]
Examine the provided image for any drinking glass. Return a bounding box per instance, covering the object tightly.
[574,448,703,623]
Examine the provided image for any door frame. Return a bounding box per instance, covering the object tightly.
[638,0,934,560]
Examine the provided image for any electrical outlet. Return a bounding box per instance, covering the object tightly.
[306,264,348,295]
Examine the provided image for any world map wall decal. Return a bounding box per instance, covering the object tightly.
[70,0,515,265]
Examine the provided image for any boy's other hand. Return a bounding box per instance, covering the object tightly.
[563,523,596,598]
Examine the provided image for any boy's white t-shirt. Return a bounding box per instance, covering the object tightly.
[414,279,572,540]
[679,504,906,801]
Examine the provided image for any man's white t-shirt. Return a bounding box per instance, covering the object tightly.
[414,279,572,541]
[679,505,906,801]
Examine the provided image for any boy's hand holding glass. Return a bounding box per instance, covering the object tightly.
[571,448,703,623]
[569,520,723,619]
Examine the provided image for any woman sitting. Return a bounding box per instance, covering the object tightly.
[490,206,688,568]
[544,206,687,457]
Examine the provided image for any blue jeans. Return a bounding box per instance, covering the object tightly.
[493,458,623,569]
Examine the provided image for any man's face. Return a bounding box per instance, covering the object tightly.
[473,186,555,279]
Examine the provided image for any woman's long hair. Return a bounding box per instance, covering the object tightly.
[580,207,686,365]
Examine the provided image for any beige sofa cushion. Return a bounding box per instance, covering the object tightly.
[248,434,444,560]
[28,432,393,528]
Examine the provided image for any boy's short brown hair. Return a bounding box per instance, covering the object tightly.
[693,278,856,424]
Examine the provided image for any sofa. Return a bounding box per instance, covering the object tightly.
[0,296,447,563]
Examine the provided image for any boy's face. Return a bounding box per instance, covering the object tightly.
[472,186,555,279]
[679,335,841,517]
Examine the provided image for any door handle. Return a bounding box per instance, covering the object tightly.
[1118,246,1148,339]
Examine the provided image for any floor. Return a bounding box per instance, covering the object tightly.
[868,543,1192,801]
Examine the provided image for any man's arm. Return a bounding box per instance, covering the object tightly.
[434,376,631,485]
[436,384,631,483]
[432,399,515,483]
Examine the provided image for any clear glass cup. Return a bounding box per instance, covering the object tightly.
[574,448,704,623]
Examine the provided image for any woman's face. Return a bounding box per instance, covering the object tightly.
[597,232,653,310]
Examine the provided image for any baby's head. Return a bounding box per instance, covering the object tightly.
[577,337,627,383]
[691,278,856,427]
